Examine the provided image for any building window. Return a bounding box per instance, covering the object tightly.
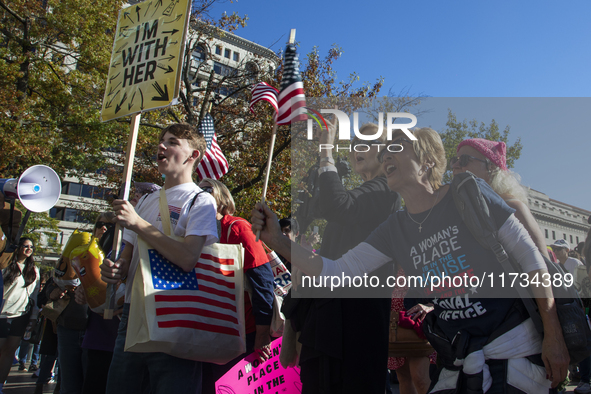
[61,182,107,199]
[192,45,206,63]
[49,207,62,220]
[563,233,566,240]
[64,208,79,222]
[214,85,231,96]
[215,46,222,55]
[70,183,82,196]
[545,229,548,239]
[213,61,237,77]
[570,235,573,244]
[577,236,580,244]
[49,207,91,223]
[233,52,239,62]
[552,231,556,240]
[224,48,231,59]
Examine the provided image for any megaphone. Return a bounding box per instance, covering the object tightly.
[0,165,62,212]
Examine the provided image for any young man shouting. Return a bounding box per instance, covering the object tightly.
[101,123,218,393]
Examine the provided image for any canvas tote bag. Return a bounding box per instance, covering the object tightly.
[125,188,246,364]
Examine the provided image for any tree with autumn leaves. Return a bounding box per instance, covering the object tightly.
[0,0,129,179]
[0,0,384,223]
[0,0,521,233]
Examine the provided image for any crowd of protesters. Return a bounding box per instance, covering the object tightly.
[0,121,590,394]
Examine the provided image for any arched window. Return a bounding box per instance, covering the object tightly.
[192,45,207,63]
[245,62,259,84]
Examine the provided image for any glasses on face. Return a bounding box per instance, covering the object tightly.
[22,245,33,250]
[377,137,414,163]
[95,221,113,229]
[450,154,489,169]
[201,186,213,194]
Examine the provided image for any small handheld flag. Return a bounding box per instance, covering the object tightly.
[196,113,229,180]
[276,44,306,125]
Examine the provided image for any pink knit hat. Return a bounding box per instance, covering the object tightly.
[457,138,507,171]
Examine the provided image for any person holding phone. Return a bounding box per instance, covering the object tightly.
[288,120,401,394]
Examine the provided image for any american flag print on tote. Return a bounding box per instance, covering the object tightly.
[149,248,242,337]
[196,113,229,180]
[277,43,307,125]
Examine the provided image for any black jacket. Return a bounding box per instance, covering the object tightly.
[297,171,400,394]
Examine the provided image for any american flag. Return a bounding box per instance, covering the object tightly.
[250,82,279,116]
[168,205,181,222]
[196,113,229,180]
[150,248,243,337]
[277,44,307,125]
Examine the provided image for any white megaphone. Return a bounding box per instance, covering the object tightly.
[0,165,62,212]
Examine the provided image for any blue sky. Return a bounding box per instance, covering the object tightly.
[207,0,591,210]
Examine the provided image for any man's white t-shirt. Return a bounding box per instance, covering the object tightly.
[563,256,584,276]
[122,183,218,302]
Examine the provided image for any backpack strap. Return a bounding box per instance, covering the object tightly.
[226,218,249,243]
[450,172,544,335]
[189,191,205,210]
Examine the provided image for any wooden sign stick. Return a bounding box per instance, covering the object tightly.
[104,113,141,319]
[256,29,296,242]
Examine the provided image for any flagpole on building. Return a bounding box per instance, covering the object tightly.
[104,113,141,319]
[256,29,296,242]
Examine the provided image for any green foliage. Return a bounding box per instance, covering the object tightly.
[439,110,522,183]
[0,0,129,182]
[0,0,387,228]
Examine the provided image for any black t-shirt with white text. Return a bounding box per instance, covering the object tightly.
[365,179,518,340]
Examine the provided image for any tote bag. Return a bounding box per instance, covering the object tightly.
[125,189,246,364]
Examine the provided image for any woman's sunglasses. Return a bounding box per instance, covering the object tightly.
[450,154,489,169]
[21,245,34,250]
[201,186,213,194]
[95,221,114,229]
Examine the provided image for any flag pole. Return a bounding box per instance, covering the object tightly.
[256,29,296,242]
[104,113,141,319]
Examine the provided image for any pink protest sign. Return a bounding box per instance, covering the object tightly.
[216,337,302,394]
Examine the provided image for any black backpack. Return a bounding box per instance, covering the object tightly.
[450,171,591,365]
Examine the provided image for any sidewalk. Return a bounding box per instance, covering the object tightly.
[4,366,56,394]
[1,364,585,393]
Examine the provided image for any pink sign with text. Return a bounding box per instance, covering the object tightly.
[215,337,302,394]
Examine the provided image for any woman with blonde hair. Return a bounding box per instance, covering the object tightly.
[198,178,275,394]
[253,127,569,393]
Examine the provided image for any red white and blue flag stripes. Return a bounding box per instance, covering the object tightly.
[150,248,242,337]
[250,82,279,117]
[249,45,306,125]
[277,43,307,125]
[196,113,229,180]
